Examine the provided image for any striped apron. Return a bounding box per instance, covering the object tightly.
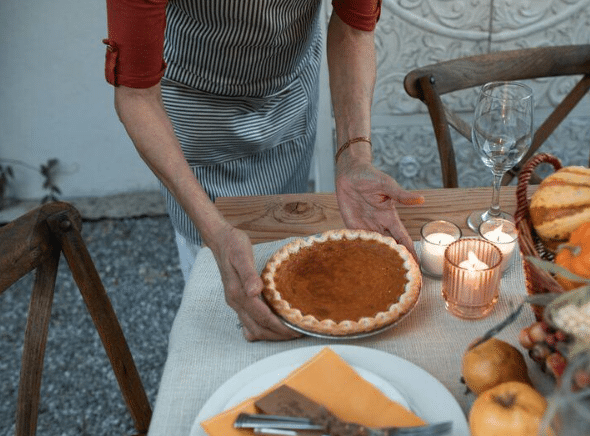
[160,0,324,246]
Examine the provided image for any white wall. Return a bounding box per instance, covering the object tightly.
[0,0,158,201]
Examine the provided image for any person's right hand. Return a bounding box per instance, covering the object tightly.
[335,159,424,261]
[209,223,301,342]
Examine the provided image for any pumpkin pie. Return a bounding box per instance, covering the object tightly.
[261,229,421,336]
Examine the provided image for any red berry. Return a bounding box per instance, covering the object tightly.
[554,330,569,342]
[518,327,534,349]
[546,352,567,378]
[530,343,551,364]
[574,369,590,389]
[529,322,548,343]
[545,333,557,347]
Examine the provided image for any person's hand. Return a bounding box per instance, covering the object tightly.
[336,161,424,260]
[209,224,301,342]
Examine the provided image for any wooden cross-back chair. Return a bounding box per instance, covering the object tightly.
[404,44,590,188]
[0,201,151,436]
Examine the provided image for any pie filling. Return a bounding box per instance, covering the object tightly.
[272,239,408,322]
[261,229,421,335]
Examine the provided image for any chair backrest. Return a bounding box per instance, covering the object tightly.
[403,44,590,188]
[0,202,151,436]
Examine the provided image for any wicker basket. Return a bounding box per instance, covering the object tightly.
[515,153,568,320]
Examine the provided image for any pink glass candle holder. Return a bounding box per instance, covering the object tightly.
[442,238,503,319]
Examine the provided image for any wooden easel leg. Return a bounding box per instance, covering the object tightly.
[46,212,152,435]
[15,250,60,436]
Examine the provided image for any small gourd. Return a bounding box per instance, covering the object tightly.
[554,221,590,291]
[529,166,590,252]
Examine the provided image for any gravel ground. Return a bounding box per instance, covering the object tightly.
[0,216,184,436]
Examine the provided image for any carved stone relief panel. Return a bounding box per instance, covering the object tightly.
[372,124,445,190]
[491,0,590,41]
[373,0,491,116]
[368,0,590,190]
[373,117,590,190]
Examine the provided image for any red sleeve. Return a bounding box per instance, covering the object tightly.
[103,0,168,88]
[331,0,381,31]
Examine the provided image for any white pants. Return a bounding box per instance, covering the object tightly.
[174,231,202,284]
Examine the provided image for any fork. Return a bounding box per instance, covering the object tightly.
[234,413,453,436]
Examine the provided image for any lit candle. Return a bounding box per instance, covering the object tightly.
[459,251,489,271]
[442,239,502,319]
[457,251,489,293]
[479,219,517,273]
[420,221,462,278]
[424,233,456,275]
[428,233,456,245]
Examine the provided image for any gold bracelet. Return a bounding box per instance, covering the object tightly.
[335,136,372,163]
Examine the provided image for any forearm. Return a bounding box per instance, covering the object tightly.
[113,84,230,247]
[327,12,376,167]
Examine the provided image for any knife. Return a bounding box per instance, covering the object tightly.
[252,385,452,436]
[234,413,325,431]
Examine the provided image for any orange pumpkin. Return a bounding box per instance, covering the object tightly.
[554,221,590,291]
[529,166,590,252]
[469,382,548,436]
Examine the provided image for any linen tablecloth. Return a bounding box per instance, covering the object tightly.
[147,238,554,436]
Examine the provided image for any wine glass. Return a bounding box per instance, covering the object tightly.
[467,81,533,232]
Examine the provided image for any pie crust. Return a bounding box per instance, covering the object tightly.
[261,229,421,336]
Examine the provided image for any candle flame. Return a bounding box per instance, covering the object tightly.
[484,224,515,244]
[487,225,505,242]
[459,251,489,271]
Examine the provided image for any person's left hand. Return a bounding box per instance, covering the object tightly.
[335,161,424,260]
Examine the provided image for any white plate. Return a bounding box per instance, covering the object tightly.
[189,345,469,436]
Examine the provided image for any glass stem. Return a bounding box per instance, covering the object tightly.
[489,172,503,217]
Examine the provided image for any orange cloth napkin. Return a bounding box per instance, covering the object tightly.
[201,347,425,435]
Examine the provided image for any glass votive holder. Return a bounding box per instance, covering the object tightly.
[420,220,462,278]
[442,238,503,319]
[478,217,518,274]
